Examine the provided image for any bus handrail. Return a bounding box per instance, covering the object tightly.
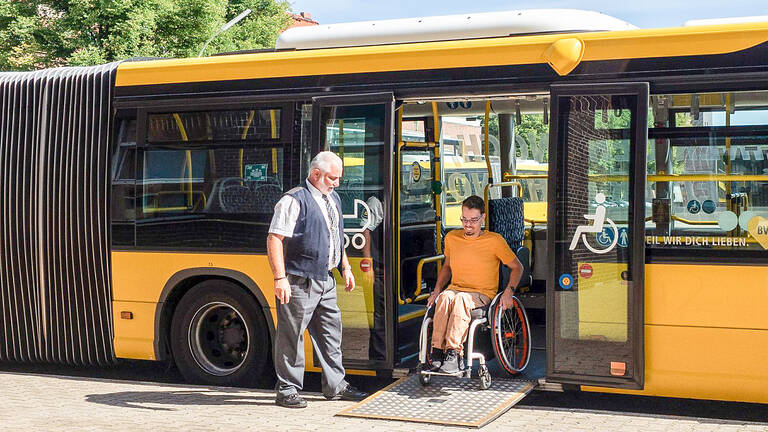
[409,254,445,303]
[483,181,524,216]
[503,173,768,182]
[670,215,718,225]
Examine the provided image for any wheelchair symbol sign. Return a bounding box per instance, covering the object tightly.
[569,193,619,254]
[687,200,701,214]
[595,227,614,246]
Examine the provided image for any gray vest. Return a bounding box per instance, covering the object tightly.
[283,183,344,281]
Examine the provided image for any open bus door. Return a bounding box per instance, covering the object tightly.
[312,93,396,371]
[546,83,648,389]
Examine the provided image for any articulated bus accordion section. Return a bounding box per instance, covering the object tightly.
[0,63,119,365]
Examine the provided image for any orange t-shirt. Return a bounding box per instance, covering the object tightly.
[444,230,517,300]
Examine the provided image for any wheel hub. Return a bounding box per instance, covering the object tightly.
[189,302,250,376]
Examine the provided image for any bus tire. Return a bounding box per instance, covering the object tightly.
[170,279,272,387]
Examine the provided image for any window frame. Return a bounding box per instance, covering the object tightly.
[130,100,299,252]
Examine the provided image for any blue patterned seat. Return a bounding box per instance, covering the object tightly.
[488,197,531,288]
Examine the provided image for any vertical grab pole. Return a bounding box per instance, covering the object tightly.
[397,108,405,304]
[432,102,443,265]
[484,101,492,217]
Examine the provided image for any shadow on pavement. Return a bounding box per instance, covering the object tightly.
[84,390,278,411]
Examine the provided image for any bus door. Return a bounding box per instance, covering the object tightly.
[547,83,648,389]
[313,93,395,370]
[396,137,441,363]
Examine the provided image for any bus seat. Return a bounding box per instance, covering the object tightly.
[253,184,282,212]
[488,197,531,289]
[204,177,257,213]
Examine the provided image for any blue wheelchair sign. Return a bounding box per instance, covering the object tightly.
[595,227,614,246]
[687,199,701,214]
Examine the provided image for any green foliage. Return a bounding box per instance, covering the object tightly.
[481,114,549,161]
[0,0,290,70]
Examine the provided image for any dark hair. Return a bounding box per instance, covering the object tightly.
[462,195,485,213]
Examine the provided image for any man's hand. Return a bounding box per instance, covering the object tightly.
[427,289,441,308]
[274,278,291,305]
[343,268,355,292]
[499,287,515,310]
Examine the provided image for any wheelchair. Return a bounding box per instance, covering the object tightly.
[416,196,533,390]
[416,289,531,389]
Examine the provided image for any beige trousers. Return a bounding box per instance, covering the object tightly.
[431,289,491,355]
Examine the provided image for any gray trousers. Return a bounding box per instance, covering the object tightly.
[274,273,347,399]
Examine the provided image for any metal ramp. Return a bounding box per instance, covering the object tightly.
[336,374,536,428]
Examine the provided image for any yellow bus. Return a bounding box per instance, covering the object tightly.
[2,9,768,404]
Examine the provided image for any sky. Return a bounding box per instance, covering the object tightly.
[287,1,767,28]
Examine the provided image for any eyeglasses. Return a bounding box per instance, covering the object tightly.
[460,216,482,224]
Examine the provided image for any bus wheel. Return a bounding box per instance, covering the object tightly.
[170,280,271,386]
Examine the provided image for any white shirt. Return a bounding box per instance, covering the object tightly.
[269,179,341,270]
[366,195,384,231]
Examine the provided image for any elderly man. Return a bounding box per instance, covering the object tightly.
[267,151,368,408]
[427,195,523,374]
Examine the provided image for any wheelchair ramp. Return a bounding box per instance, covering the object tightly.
[336,374,536,428]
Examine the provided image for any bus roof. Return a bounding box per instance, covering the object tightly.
[115,20,768,87]
[275,9,636,50]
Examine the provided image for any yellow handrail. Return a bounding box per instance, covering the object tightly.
[503,173,768,182]
[414,254,445,298]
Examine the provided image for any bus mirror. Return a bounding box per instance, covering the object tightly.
[431,180,443,195]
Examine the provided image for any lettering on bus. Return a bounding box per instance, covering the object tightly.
[645,236,748,247]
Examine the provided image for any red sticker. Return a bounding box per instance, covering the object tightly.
[579,264,593,279]
[360,259,372,272]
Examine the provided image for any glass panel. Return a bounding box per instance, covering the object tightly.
[441,115,493,226]
[401,118,426,142]
[147,109,281,143]
[400,149,435,225]
[321,104,389,363]
[137,145,285,250]
[647,90,768,253]
[554,94,637,379]
[111,118,137,246]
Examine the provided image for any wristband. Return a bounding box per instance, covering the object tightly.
[342,266,352,272]
[274,276,286,281]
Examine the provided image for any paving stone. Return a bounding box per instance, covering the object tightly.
[0,371,767,431]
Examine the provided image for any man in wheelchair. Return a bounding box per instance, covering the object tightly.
[427,195,523,374]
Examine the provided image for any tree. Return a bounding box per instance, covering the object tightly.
[0,0,290,71]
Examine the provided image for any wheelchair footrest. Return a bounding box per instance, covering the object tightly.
[420,368,470,378]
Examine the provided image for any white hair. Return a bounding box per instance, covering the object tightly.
[309,151,342,174]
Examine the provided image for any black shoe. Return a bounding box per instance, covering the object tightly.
[335,384,368,402]
[429,348,444,369]
[439,349,459,374]
[276,393,307,408]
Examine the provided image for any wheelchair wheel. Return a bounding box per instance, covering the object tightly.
[490,295,532,375]
[418,367,431,386]
[478,364,491,390]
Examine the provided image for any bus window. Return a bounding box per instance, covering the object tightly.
[111,116,137,246]
[147,109,281,142]
[401,98,550,226]
[135,107,291,251]
[400,150,435,225]
[401,118,426,142]
[647,90,768,254]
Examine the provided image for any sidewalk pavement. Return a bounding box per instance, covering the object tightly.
[0,371,766,431]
